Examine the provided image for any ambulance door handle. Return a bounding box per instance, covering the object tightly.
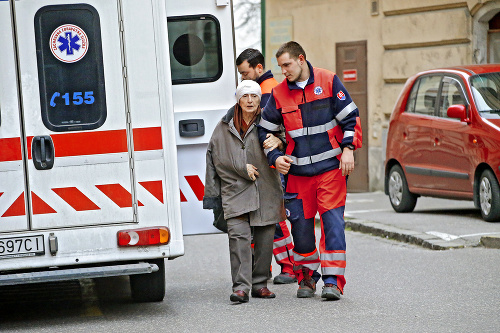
[32,135,54,170]
[179,119,205,137]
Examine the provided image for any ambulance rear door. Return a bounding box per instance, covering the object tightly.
[9,0,136,229]
[0,0,27,232]
[166,0,237,235]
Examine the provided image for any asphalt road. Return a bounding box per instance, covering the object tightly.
[1,218,499,332]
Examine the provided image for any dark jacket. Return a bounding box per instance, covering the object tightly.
[258,61,363,176]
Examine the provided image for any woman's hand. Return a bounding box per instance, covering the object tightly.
[247,164,259,181]
[263,133,283,151]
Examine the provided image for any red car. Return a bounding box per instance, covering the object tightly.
[385,65,500,222]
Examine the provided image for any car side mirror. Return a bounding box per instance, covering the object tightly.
[447,104,469,123]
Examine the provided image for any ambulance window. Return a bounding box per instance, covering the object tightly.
[168,15,223,84]
[34,4,106,132]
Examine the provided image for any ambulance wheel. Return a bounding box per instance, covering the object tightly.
[478,169,500,222]
[130,258,165,302]
[388,165,417,213]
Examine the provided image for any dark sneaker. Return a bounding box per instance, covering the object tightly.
[273,273,297,284]
[296,277,316,298]
[321,283,341,300]
[230,290,249,303]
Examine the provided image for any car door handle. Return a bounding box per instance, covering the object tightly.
[32,135,54,170]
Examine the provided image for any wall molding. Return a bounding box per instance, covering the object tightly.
[384,38,470,50]
[383,78,408,84]
[384,2,468,16]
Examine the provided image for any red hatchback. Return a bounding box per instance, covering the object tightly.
[385,65,500,222]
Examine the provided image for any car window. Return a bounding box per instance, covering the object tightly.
[470,72,500,119]
[406,75,442,116]
[438,78,466,118]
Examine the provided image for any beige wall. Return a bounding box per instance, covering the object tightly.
[264,0,500,191]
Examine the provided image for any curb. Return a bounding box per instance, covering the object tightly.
[318,217,475,250]
[480,235,500,249]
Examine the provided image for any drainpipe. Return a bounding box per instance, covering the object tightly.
[261,0,266,57]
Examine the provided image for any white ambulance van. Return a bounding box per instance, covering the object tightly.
[0,0,236,301]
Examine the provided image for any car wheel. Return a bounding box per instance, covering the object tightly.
[478,169,500,222]
[130,258,165,302]
[388,165,417,213]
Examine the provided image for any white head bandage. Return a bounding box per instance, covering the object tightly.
[236,80,262,102]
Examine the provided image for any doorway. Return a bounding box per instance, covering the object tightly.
[336,40,369,192]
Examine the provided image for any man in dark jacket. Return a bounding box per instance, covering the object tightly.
[258,41,362,300]
[236,48,297,285]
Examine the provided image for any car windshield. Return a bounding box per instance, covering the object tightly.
[470,72,500,118]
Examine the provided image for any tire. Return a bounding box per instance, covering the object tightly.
[388,165,417,213]
[130,258,165,302]
[478,169,500,222]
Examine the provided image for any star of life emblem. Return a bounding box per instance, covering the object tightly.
[337,90,346,100]
[314,86,323,95]
[50,24,89,63]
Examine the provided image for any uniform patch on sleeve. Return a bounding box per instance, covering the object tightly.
[337,91,345,100]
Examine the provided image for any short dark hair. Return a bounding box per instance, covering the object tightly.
[275,41,306,61]
[236,48,265,68]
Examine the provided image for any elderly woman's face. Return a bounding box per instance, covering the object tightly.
[239,94,260,113]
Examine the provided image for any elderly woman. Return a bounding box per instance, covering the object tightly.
[203,80,285,303]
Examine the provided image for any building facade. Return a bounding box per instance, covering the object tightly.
[264,0,500,191]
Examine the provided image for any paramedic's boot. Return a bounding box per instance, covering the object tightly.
[321,283,341,300]
[273,272,297,284]
[296,270,316,298]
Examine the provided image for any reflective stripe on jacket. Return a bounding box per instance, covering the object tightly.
[258,62,362,176]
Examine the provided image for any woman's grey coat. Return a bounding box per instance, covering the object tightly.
[203,106,285,226]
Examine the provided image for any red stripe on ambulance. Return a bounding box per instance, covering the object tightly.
[139,181,164,203]
[0,137,22,162]
[52,187,101,211]
[184,175,205,201]
[96,184,144,208]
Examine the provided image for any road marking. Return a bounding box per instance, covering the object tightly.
[346,199,375,203]
[345,208,392,214]
[426,231,459,241]
[426,231,500,241]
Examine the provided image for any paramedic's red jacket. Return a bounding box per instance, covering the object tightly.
[258,61,362,177]
[256,70,279,108]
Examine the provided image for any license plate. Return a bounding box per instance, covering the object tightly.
[0,235,45,259]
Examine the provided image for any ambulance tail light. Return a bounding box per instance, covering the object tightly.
[117,227,170,247]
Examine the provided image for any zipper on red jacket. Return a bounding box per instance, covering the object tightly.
[302,88,314,168]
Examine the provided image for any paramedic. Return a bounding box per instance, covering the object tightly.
[258,41,362,300]
[203,80,285,303]
[236,48,297,285]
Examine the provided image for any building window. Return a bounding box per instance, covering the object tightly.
[488,12,500,63]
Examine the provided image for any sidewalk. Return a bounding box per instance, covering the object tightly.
[314,192,500,250]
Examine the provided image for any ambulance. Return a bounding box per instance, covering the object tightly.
[0,0,237,301]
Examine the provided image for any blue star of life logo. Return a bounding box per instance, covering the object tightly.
[58,32,81,55]
[50,24,89,63]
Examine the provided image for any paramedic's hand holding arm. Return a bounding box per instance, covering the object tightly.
[340,148,354,177]
[275,156,293,175]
